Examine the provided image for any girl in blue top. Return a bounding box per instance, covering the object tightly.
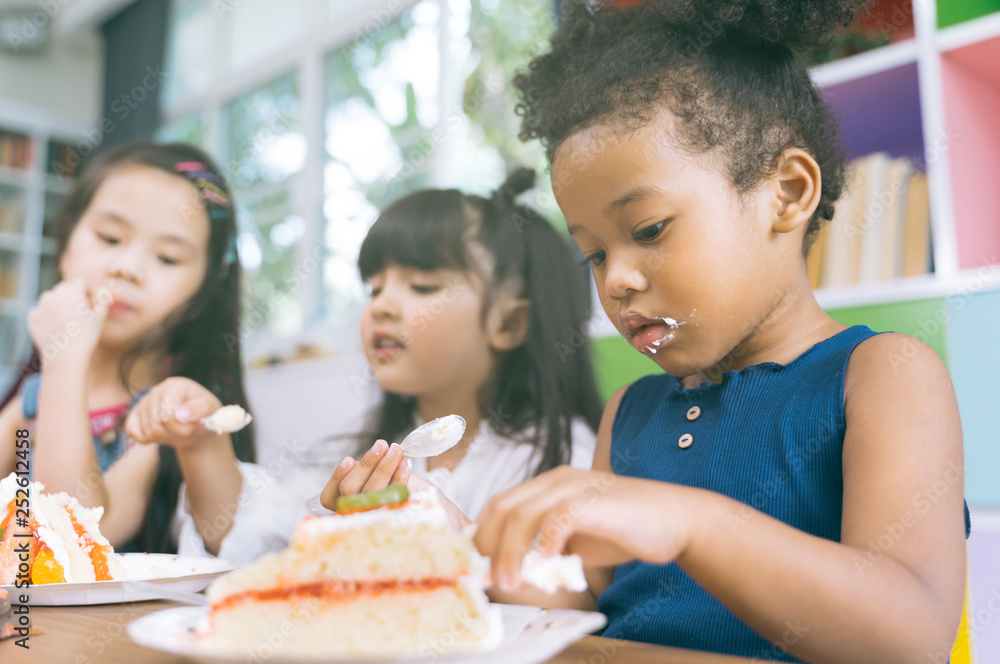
[0,142,254,555]
[475,1,967,662]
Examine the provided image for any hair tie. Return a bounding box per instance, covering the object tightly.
[218,234,238,278]
[494,167,536,205]
[175,161,232,209]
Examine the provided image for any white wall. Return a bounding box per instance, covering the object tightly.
[0,31,102,128]
[246,351,379,470]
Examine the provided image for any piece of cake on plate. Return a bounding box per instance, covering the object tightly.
[0,473,126,584]
[199,485,502,659]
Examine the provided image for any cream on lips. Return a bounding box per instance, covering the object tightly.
[620,312,686,355]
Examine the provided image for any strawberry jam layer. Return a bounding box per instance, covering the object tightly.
[67,508,113,581]
[215,577,457,610]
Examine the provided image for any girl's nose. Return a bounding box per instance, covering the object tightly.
[107,247,145,284]
[603,254,647,299]
[367,285,401,320]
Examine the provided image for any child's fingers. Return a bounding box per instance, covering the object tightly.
[128,408,171,444]
[361,443,405,493]
[174,393,219,426]
[390,455,412,486]
[477,470,579,589]
[337,440,389,496]
[124,410,146,443]
[319,457,357,510]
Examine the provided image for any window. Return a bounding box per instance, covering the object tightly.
[161,0,558,361]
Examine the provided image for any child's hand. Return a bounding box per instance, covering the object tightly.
[125,377,223,448]
[27,278,109,367]
[475,466,691,591]
[319,440,412,510]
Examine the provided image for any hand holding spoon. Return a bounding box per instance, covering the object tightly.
[305,414,466,514]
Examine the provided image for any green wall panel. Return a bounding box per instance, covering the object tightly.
[827,298,949,364]
[590,298,950,403]
[937,0,1000,28]
[591,334,662,402]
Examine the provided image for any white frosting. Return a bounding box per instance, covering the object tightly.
[432,415,464,442]
[293,489,450,541]
[56,493,111,548]
[31,493,77,582]
[520,550,588,594]
[400,414,465,457]
[204,405,252,434]
[0,473,23,512]
[1,472,121,583]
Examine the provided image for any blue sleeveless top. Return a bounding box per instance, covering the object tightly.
[600,325,877,661]
[20,373,137,476]
[20,373,145,552]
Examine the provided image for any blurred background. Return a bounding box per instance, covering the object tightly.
[0,0,998,657]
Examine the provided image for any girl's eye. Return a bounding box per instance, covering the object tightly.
[633,220,667,242]
[580,251,606,268]
[158,256,180,266]
[369,286,382,298]
[411,284,440,294]
[97,232,120,245]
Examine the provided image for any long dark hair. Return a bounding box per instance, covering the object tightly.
[515,0,867,253]
[356,168,603,476]
[0,142,255,553]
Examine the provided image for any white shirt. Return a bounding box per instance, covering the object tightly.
[175,418,596,562]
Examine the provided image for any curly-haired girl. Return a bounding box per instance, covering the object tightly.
[475,2,968,662]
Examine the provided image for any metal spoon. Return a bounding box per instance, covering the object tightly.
[305,415,466,514]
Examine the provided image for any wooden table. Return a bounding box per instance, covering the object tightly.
[5,602,776,664]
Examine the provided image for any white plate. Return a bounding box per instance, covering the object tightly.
[1,553,237,606]
[127,603,607,664]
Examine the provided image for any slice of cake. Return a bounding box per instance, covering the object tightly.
[0,473,126,585]
[199,486,502,659]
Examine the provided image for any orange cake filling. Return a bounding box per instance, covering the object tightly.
[0,473,126,585]
[215,577,457,611]
[30,543,66,585]
[68,509,113,581]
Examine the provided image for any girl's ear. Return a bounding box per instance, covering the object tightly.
[486,297,531,352]
[771,148,822,234]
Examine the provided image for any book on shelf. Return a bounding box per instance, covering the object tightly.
[0,260,19,299]
[0,132,33,171]
[810,152,931,290]
[47,141,80,179]
[820,156,867,288]
[0,198,25,234]
[901,170,931,277]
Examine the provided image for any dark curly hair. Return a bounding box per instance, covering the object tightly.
[515,0,871,251]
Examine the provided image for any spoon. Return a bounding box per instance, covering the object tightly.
[305,415,466,514]
[201,404,253,434]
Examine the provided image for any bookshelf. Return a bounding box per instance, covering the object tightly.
[0,110,82,392]
[589,0,1000,509]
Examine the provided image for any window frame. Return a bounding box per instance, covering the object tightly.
[161,0,464,355]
